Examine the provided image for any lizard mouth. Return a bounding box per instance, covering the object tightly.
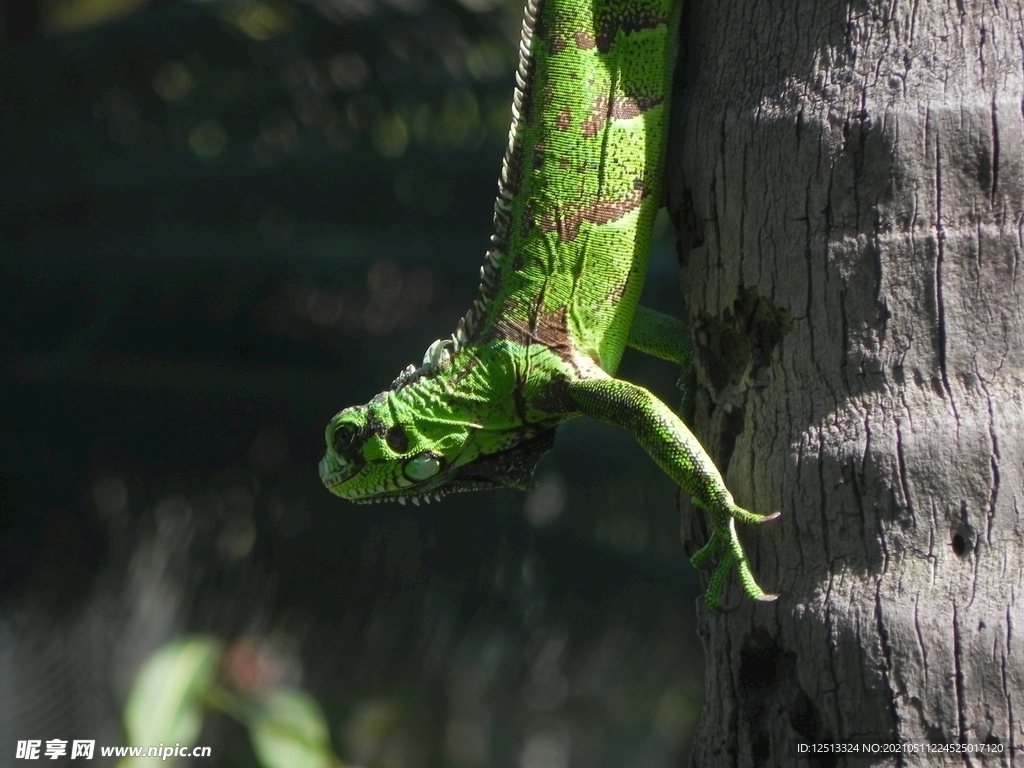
[318,456,363,490]
[320,429,558,503]
[319,455,441,502]
[346,477,510,506]
[319,459,527,505]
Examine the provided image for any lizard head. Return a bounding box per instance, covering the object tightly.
[319,391,556,506]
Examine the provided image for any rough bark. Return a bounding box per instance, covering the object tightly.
[668,1,1024,765]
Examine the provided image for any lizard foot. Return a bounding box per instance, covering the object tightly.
[689,502,779,610]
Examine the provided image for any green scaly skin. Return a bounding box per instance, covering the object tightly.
[319,0,779,608]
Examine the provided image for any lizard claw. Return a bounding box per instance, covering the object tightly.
[706,592,777,612]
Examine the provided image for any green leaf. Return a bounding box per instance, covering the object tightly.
[250,689,335,768]
[121,636,223,764]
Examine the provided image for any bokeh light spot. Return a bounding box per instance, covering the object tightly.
[372,113,409,159]
[326,51,370,92]
[188,119,227,159]
[524,472,567,528]
[152,60,195,103]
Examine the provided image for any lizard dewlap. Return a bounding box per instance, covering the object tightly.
[319,0,779,609]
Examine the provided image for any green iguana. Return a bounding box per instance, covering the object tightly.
[320,0,778,608]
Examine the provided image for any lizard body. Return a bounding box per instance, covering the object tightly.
[320,0,778,608]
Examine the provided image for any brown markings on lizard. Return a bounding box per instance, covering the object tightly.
[594,5,669,53]
[532,138,546,169]
[556,107,572,131]
[519,199,536,241]
[582,93,664,138]
[492,296,603,414]
[574,30,596,49]
[539,181,647,242]
[581,95,608,138]
[446,347,482,390]
[493,298,577,371]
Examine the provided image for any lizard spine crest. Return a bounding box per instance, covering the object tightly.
[389,0,541,392]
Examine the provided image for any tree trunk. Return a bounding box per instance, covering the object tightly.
[668,1,1024,764]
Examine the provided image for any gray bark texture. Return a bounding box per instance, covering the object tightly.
[667,1,1024,765]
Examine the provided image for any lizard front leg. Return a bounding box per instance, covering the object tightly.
[563,376,778,609]
[627,304,695,422]
[627,306,691,365]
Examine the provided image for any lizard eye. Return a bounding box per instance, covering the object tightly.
[385,425,409,454]
[332,424,359,456]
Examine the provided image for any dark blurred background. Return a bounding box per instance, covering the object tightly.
[0,0,703,765]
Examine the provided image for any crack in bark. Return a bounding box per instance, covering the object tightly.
[952,602,970,762]
[913,598,929,688]
[1007,604,1016,764]
[933,130,960,427]
[839,290,851,393]
[895,423,914,518]
[874,583,904,762]
[822,545,842,739]
[990,95,1000,204]
[977,374,1000,549]
[739,143,747,279]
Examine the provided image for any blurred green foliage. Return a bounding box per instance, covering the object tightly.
[121,638,224,766]
[121,636,343,767]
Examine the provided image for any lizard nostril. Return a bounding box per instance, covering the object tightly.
[386,425,409,453]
